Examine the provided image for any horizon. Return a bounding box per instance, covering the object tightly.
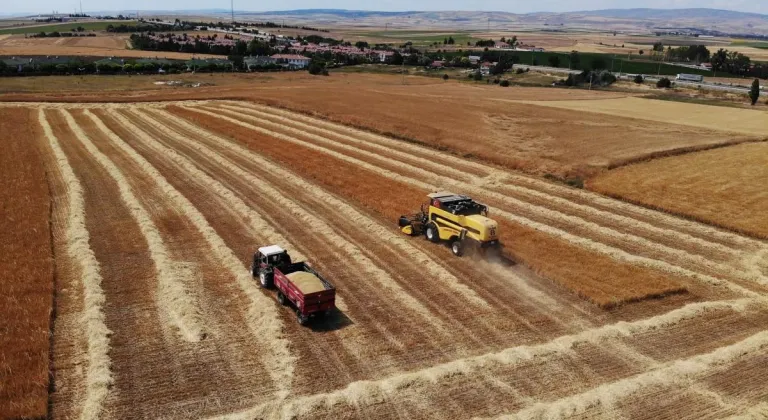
[2,3,766,16]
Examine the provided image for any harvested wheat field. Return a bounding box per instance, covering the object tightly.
[590,142,768,240]
[515,97,768,137]
[6,72,755,178]
[3,98,768,419]
[0,34,221,59]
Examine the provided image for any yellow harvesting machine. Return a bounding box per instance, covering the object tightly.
[398,192,500,256]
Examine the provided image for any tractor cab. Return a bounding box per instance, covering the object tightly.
[252,245,292,277]
[427,192,489,217]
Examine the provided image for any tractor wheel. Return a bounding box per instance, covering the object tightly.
[259,271,273,289]
[297,311,309,326]
[425,223,440,243]
[277,291,287,306]
[451,239,464,257]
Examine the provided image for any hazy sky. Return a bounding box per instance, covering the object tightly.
[4,0,765,15]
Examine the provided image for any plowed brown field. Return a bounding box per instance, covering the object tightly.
[3,100,768,419]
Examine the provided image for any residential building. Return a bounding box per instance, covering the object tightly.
[244,56,277,70]
[271,54,311,69]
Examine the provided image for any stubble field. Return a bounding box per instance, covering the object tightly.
[0,34,222,59]
[3,97,768,419]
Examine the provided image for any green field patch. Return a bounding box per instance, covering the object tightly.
[731,41,768,49]
[0,21,137,35]
[356,30,479,46]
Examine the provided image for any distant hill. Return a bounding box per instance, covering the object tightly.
[239,8,768,36]
[576,8,768,20]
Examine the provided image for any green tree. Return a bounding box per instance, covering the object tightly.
[590,57,606,70]
[308,59,325,75]
[652,41,664,52]
[247,39,271,56]
[355,41,368,49]
[548,55,560,68]
[569,51,580,68]
[228,55,244,69]
[389,51,404,65]
[447,36,455,45]
[750,79,761,106]
[633,74,644,84]
[442,74,449,80]
[0,60,7,74]
[473,70,482,81]
[656,77,672,88]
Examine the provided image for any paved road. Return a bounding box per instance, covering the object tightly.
[511,64,750,94]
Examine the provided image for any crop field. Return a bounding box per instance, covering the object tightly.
[3,98,768,419]
[0,20,138,35]
[514,97,768,137]
[590,142,768,239]
[0,34,221,59]
[7,73,752,179]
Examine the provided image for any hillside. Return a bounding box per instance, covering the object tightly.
[239,8,768,36]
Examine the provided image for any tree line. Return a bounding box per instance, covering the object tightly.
[30,31,97,38]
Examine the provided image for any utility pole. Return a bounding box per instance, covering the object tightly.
[231,0,234,23]
[79,0,83,15]
[657,53,663,76]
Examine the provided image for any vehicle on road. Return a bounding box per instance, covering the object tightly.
[251,245,336,325]
[676,73,704,82]
[399,192,500,256]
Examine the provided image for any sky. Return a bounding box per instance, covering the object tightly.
[2,0,765,16]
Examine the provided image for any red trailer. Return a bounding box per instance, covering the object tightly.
[251,245,336,325]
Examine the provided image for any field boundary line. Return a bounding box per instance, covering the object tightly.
[39,109,112,420]
[88,109,295,402]
[217,102,744,261]
[229,100,765,251]
[491,329,768,420]
[209,298,757,420]
[185,106,760,298]
[66,110,206,343]
[158,107,489,308]
[130,108,456,336]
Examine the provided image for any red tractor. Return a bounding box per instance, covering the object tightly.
[251,245,336,325]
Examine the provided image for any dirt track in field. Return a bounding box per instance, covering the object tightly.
[13,100,768,419]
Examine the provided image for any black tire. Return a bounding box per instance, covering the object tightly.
[297,311,309,326]
[277,291,287,306]
[425,223,440,243]
[259,271,273,289]
[451,239,464,257]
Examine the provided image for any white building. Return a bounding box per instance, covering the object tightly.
[271,54,311,69]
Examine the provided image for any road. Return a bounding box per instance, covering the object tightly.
[511,64,750,94]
